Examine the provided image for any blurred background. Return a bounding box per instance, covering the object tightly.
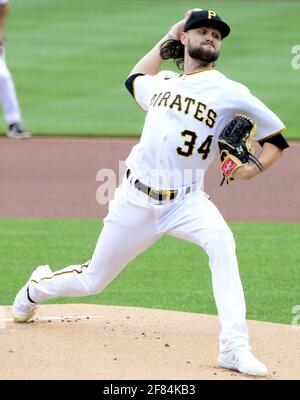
[0,0,299,138]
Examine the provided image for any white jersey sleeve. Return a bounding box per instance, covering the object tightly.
[0,0,8,5]
[233,84,286,141]
[133,70,177,111]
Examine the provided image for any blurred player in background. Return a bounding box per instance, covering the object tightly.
[0,0,30,138]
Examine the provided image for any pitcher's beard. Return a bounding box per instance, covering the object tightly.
[188,42,220,66]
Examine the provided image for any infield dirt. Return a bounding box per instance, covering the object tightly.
[1,304,300,380]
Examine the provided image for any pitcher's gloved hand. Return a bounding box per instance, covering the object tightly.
[218,114,263,185]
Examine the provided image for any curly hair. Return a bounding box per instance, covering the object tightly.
[160,37,218,70]
[160,38,185,70]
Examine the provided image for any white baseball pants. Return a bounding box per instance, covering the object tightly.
[0,56,22,124]
[29,177,249,352]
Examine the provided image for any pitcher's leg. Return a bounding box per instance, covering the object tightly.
[28,183,160,303]
[204,223,249,352]
[168,194,249,352]
[29,218,160,303]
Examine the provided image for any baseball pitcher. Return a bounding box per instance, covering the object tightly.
[12,9,289,376]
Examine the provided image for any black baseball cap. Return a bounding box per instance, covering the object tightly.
[183,9,230,39]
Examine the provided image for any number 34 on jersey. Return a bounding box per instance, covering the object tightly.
[177,131,213,159]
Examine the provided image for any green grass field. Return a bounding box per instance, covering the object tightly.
[0,219,299,325]
[0,0,299,138]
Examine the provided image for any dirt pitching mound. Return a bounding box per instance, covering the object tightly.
[1,304,299,380]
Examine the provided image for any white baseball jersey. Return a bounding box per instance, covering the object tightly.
[0,0,8,5]
[126,69,285,189]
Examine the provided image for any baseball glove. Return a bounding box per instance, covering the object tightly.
[218,114,263,185]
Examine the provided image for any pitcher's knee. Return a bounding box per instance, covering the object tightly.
[78,271,105,295]
[209,224,235,248]
[81,268,111,295]
[79,257,125,295]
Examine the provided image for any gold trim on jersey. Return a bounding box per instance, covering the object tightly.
[181,69,214,76]
[30,261,91,284]
[257,127,286,142]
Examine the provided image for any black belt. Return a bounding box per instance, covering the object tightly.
[126,169,191,202]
